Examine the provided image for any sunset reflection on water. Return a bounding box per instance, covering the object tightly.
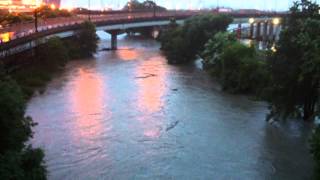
[135,56,168,138]
[69,68,108,142]
[116,47,138,61]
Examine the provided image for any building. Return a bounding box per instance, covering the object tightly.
[0,0,39,12]
[44,0,60,8]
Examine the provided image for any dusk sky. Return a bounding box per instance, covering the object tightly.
[61,0,320,11]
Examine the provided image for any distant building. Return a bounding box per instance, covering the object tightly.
[44,0,60,8]
[0,0,39,12]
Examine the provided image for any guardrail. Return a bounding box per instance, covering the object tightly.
[0,11,287,45]
[0,11,196,45]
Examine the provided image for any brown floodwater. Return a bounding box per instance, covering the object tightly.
[27,34,314,180]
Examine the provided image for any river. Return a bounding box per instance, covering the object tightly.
[27,33,314,180]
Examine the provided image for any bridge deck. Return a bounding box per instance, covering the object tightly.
[0,11,286,58]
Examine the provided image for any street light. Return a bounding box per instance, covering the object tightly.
[273,18,280,25]
[88,0,91,21]
[34,7,39,33]
[249,18,255,24]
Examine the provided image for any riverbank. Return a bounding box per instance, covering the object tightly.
[6,21,98,100]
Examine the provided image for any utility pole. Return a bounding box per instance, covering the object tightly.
[153,0,156,18]
[88,0,91,21]
[34,8,38,33]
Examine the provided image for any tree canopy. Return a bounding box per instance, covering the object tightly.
[123,0,166,11]
[159,14,233,64]
[267,0,320,121]
[74,21,99,57]
[0,73,46,179]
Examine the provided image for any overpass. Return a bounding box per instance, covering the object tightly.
[0,11,286,58]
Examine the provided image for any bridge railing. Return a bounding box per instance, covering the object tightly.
[0,11,198,46]
[0,11,285,47]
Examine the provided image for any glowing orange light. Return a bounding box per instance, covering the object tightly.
[0,32,14,43]
[1,33,10,43]
[50,3,56,10]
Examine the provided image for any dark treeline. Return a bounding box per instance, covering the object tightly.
[0,21,98,179]
[159,0,320,177]
[122,0,167,12]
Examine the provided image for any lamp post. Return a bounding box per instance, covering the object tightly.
[88,0,91,21]
[153,0,156,18]
[34,7,39,33]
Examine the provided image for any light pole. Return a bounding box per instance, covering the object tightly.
[88,0,91,21]
[153,0,156,18]
[34,7,39,33]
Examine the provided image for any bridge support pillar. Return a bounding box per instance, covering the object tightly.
[249,23,254,39]
[269,22,274,41]
[262,21,268,42]
[107,30,120,50]
[237,23,242,39]
[111,32,118,50]
[256,22,261,40]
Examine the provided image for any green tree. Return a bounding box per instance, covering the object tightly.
[40,37,69,67]
[159,14,233,64]
[12,37,69,98]
[74,21,99,57]
[202,32,237,69]
[267,0,320,121]
[310,125,320,179]
[123,0,166,11]
[0,74,46,179]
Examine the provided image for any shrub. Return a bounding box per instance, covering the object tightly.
[159,14,233,64]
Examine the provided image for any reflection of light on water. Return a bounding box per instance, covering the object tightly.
[135,57,168,138]
[136,59,167,113]
[69,68,107,141]
[0,32,14,43]
[116,47,138,61]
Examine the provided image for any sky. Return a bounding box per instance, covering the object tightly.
[61,0,320,11]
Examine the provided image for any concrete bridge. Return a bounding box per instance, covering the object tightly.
[0,11,286,58]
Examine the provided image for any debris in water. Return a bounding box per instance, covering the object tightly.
[135,73,156,79]
[166,121,179,132]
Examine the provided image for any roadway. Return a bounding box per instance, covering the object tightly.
[0,11,197,44]
[0,10,285,44]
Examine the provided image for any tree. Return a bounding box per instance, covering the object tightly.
[310,125,320,179]
[267,0,320,121]
[202,32,237,69]
[74,21,99,57]
[202,33,269,94]
[38,5,72,19]
[159,14,233,64]
[123,0,166,11]
[39,37,69,67]
[0,73,46,179]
